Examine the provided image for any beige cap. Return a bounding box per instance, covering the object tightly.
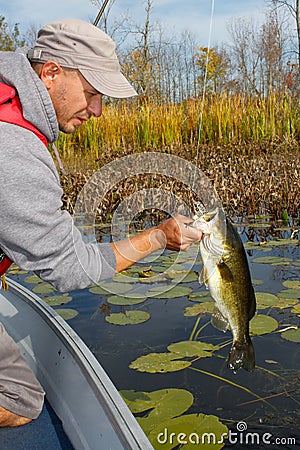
[27,18,137,98]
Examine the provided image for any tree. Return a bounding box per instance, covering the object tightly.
[195,46,229,94]
[259,11,286,94]
[267,0,300,66]
[0,16,25,50]
[227,17,261,95]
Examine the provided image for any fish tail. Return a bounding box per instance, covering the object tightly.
[227,338,255,373]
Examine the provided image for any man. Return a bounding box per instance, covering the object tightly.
[0,19,202,426]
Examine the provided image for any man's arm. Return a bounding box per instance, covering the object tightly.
[111,215,202,273]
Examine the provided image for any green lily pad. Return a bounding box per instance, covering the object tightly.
[291,304,300,316]
[255,292,298,309]
[43,295,72,306]
[167,341,219,358]
[32,283,56,294]
[245,240,272,251]
[120,388,194,422]
[267,239,299,247]
[24,274,42,284]
[166,271,198,283]
[112,273,137,283]
[8,267,28,275]
[282,280,300,290]
[107,295,147,306]
[151,265,171,273]
[250,314,278,336]
[89,282,133,295]
[281,328,300,343]
[129,353,191,373]
[145,285,192,299]
[56,308,78,320]
[147,413,228,450]
[188,292,212,302]
[252,256,292,265]
[277,289,300,299]
[255,292,278,309]
[272,297,298,308]
[126,265,153,274]
[252,279,264,285]
[249,223,271,229]
[184,302,215,317]
[105,310,150,325]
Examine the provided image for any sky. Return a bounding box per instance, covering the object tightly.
[0,0,267,46]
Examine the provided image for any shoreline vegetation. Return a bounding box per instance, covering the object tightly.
[57,94,299,221]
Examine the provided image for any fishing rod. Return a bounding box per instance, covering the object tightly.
[93,0,110,26]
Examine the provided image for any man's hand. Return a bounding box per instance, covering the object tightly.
[111,214,202,273]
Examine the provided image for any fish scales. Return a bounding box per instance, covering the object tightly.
[194,207,256,373]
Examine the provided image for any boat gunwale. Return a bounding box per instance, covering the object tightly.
[0,277,152,450]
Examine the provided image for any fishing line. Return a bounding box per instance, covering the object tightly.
[192,0,215,195]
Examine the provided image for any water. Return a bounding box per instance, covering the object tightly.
[10,218,300,449]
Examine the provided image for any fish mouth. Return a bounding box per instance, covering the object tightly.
[201,207,219,222]
[193,206,226,245]
[193,205,228,264]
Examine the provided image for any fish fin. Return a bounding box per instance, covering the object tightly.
[211,307,230,332]
[227,339,255,373]
[199,266,209,286]
[217,261,234,283]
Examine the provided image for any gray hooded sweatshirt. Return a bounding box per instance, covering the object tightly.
[0,50,116,292]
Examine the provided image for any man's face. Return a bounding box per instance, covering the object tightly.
[43,64,103,134]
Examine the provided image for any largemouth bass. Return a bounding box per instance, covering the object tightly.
[193,207,256,372]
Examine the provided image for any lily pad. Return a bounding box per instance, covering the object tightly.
[145,285,192,299]
[112,273,137,283]
[266,239,299,247]
[277,289,300,299]
[249,223,271,229]
[56,308,78,320]
[32,283,56,294]
[281,328,300,343]
[291,304,300,316]
[89,282,133,295]
[129,353,191,373]
[252,256,292,265]
[282,280,300,290]
[255,292,278,309]
[255,292,298,309]
[147,413,228,450]
[252,279,264,285]
[250,314,278,336]
[167,341,219,358]
[107,295,147,306]
[43,295,73,307]
[105,310,150,325]
[244,241,272,252]
[8,266,28,275]
[166,271,198,283]
[24,274,42,284]
[184,302,215,317]
[188,292,212,302]
[120,388,194,422]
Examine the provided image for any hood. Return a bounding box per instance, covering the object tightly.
[0,48,59,143]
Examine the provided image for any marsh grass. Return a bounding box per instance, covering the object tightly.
[58,93,299,161]
[57,93,299,220]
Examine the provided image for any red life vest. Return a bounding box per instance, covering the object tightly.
[0,82,48,276]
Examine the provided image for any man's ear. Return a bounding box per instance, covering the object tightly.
[40,61,62,89]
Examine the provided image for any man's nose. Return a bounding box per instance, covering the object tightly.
[87,94,103,117]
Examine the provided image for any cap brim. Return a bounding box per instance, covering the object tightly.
[80,69,137,98]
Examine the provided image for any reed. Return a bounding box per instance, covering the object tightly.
[57,92,299,220]
[57,92,299,166]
